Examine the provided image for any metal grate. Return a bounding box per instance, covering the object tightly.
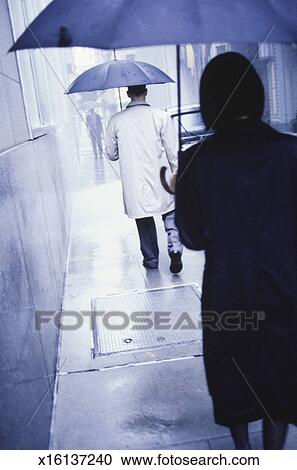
[91,284,201,357]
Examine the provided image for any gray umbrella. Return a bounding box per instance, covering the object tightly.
[66,59,174,94]
[9,0,297,51]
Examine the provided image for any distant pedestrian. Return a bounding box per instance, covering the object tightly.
[105,85,183,273]
[86,109,104,159]
[175,52,297,449]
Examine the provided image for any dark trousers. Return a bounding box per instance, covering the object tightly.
[90,135,103,159]
[135,210,182,267]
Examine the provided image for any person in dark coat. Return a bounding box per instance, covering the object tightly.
[86,109,104,159]
[175,52,297,450]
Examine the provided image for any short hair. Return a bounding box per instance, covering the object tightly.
[200,52,264,130]
[127,85,147,97]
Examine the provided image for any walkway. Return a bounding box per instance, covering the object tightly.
[50,149,297,450]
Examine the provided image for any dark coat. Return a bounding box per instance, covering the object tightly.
[175,119,297,426]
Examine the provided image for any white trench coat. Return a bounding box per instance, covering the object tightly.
[105,101,178,219]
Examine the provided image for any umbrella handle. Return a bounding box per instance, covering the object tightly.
[176,44,182,153]
[118,87,123,111]
[113,49,123,111]
[160,166,175,195]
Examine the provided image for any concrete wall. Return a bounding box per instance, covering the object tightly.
[0,0,79,449]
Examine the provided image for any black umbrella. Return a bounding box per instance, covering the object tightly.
[66,58,174,111]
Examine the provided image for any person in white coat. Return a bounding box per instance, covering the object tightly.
[105,85,183,273]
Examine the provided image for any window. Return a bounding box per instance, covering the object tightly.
[216,45,227,55]
[269,60,278,117]
[8,0,52,129]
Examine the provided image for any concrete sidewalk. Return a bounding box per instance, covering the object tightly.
[50,152,297,450]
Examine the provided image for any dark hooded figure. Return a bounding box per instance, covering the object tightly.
[175,52,297,450]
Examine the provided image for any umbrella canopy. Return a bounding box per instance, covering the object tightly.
[66,59,174,94]
[10,0,297,52]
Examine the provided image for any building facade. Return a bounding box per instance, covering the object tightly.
[0,0,80,449]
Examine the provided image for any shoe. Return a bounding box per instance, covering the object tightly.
[169,251,183,273]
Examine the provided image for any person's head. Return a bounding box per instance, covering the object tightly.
[127,84,147,101]
[200,52,264,131]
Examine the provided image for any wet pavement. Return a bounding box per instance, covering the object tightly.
[51,149,297,450]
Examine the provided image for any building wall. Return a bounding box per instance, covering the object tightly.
[0,0,30,150]
[271,44,297,130]
[0,0,79,449]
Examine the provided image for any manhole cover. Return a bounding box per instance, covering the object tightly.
[91,284,201,357]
